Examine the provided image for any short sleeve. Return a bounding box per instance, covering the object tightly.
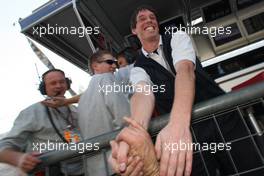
[171,31,196,71]
[0,109,35,152]
[130,67,153,85]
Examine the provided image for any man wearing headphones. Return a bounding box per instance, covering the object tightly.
[0,69,83,176]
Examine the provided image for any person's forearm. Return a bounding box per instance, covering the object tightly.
[170,62,195,125]
[0,149,23,166]
[65,94,81,105]
[130,84,155,129]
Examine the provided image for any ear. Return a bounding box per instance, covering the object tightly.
[91,62,98,73]
[132,28,137,35]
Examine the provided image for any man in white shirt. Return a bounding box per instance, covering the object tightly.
[110,5,196,176]
[109,5,261,176]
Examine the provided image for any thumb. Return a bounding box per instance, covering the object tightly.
[110,140,118,159]
[117,141,129,173]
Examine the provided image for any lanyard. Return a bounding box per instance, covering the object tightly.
[45,106,68,143]
[53,107,75,129]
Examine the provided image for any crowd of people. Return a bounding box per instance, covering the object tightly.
[0,4,263,176]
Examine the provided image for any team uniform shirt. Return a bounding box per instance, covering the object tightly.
[78,73,130,176]
[0,103,83,175]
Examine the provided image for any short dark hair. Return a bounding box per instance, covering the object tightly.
[130,5,158,30]
[116,47,138,64]
[89,50,112,74]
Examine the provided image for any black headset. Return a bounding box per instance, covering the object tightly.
[38,69,71,95]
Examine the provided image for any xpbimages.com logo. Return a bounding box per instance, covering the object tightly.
[164,141,232,154]
[164,24,232,37]
[98,82,166,95]
[32,24,100,37]
[32,140,100,154]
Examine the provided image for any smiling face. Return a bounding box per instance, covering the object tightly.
[132,9,159,42]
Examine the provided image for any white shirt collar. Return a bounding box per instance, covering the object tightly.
[141,35,163,57]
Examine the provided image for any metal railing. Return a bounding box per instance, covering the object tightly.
[32,81,264,175]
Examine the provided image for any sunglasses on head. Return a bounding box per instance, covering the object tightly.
[99,59,118,65]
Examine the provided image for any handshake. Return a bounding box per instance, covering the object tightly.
[109,117,159,176]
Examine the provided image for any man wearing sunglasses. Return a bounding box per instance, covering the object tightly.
[77,50,131,176]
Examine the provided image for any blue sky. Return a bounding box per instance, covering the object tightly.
[0,0,89,134]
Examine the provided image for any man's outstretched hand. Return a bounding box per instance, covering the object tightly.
[17,152,41,173]
[109,141,144,176]
[115,117,159,176]
[155,121,193,176]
